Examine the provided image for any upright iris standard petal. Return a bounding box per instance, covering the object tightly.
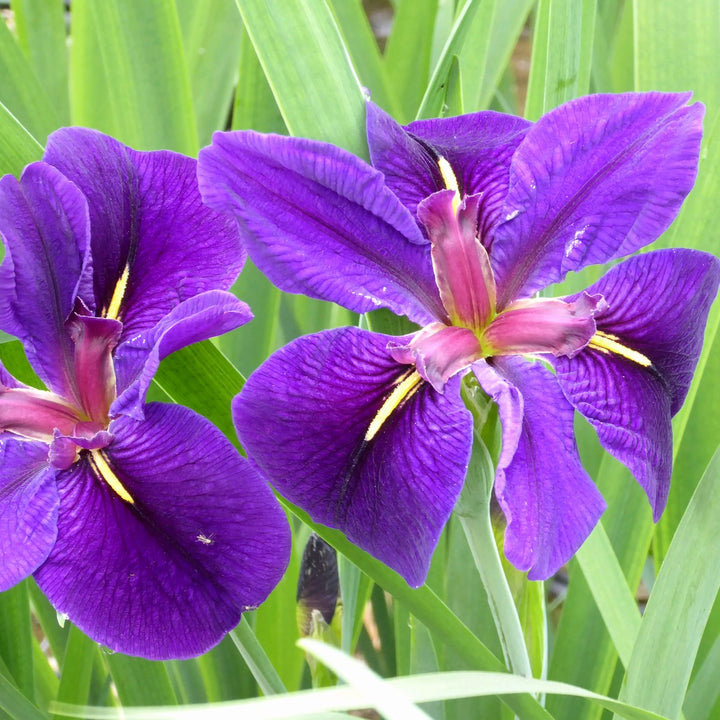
[198,130,445,326]
[42,128,244,335]
[367,101,530,238]
[477,357,606,579]
[493,93,704,306]
[34,403,290,660]
[0,439,58,590]
[0,163,91,399]
[555,248,720,517]
[233,327,473,587]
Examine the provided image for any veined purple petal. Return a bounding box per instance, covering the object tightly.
[48,425,113,470]
[418,192,496,330]
[233,327,473,587]
[34,403,290,660]
[493,93,703,305]
[555,248,720,517]
[482,293,604,358]
[42,128,245,338]
[0,162,91,397]
[198,130,445,326]
[475,357,606,579]
[0,439,58,591]
[367,101,530,239]
[112,290,252,420]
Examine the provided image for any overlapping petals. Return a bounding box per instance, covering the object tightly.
[0,128,290,658]
[367,101,530,239]
[234,327,472,586]
[42,128,245,333]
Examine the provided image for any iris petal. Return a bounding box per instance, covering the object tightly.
[367,101,530,239]
[475,357,606,580]
[112,290,252,419]
[198,130,445,326]
[42,128,245,338]
[555,248,720,517]
[233,327,472,587]
[0,439,58,591]
[0,162,91,399]
[493,92,704,305]
[34,403,290,660]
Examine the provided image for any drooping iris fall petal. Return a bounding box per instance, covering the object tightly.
[0,439,58,589]
[555,248,720,517]
[476,357,606,580]
[35,403,289,659]
[233,327,472,587]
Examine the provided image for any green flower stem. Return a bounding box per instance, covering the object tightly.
[458,383,533,680]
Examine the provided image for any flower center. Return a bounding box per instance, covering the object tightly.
[393,156,605,391]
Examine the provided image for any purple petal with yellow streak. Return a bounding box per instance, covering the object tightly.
[34,402,290,659]
[366,101,530,239]
[555,248,720,518]
[233,327,472,587]
[42,128,245,338]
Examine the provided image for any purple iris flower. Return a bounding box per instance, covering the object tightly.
[0,128,290,659]
[198,92,720,586]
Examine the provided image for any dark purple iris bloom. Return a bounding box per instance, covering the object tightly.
[0,128,290,659]
[198,93,720,586]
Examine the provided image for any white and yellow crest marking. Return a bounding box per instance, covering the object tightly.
[437,155,461,214]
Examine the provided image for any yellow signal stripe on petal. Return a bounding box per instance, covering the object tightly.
[365,370,423,442]
[437,155,461,214]
[105,263,130,320]
[89,449,134,504]
[588,330,651,367]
